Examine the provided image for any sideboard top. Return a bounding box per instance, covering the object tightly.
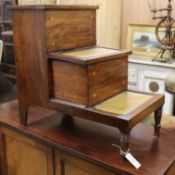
[0,100,175,175]
[10,4,99,10]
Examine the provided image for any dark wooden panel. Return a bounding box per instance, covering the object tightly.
[0,127,54,175]
[55,151,122,175]
[12,9,50,123]
[88,58,128,106]
[50,60,88,105]
[45,10,96,51]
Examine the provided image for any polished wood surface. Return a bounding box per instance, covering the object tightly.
[12,8,49,125]
[11,5,98,125]
[12,5,163,156]
[48,90,164,132]
[49,47,129,106]
[0,127,54,175]
[46,10,96,51]
[0,101,175,175]
[55,151,118,175]
[49,47,130,65]
[11,5,99,10]
[88,58,128,105]
[50,60,88,105]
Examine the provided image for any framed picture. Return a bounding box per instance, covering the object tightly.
[126,24,163,58]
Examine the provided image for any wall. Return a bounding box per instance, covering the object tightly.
[59,0,121,48]
[121,0,175,49]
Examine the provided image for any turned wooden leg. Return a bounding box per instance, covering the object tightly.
[120,132,130,158]
[154,107,162,137]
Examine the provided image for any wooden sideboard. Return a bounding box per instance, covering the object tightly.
[0,100,175,175]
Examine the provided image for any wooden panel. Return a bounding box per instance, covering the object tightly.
[50,60,88,105]
[12,9,50,124]
[0,101,172,175]
[88,58,128,106]
[45,10,96,51]
[59,0,122,48]
[0,127,53,175]
[55,151,121,175]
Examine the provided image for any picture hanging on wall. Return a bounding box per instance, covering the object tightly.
[126,24,171,58]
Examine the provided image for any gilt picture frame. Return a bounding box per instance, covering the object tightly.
[126,24,163,58]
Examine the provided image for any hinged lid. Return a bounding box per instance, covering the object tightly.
[10,5,99,10]
[49,46,132,65]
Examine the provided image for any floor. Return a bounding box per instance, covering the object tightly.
[0,71,17,104]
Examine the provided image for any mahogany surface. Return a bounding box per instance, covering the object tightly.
[10,5,165,158]
[11,5,163,130]
[11,5,99,125]
[49,47,129,106]
[0,100,175,175]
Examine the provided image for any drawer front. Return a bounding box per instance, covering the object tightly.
[88,58,128,106]
[46,10,96,52]
[49,60,88,105]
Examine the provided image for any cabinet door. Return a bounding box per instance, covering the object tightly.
[55,151,123,175]
[0,127,54,175]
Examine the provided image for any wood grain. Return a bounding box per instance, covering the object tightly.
[88,58,128,105]
[50,60,88,105]
[11,5,98,125]
[46,10,96,51]
[0,101,174,175]
[49,49,129,106]
[0,127,54,175]
[55,151,120,175]
[12,9,49,124]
